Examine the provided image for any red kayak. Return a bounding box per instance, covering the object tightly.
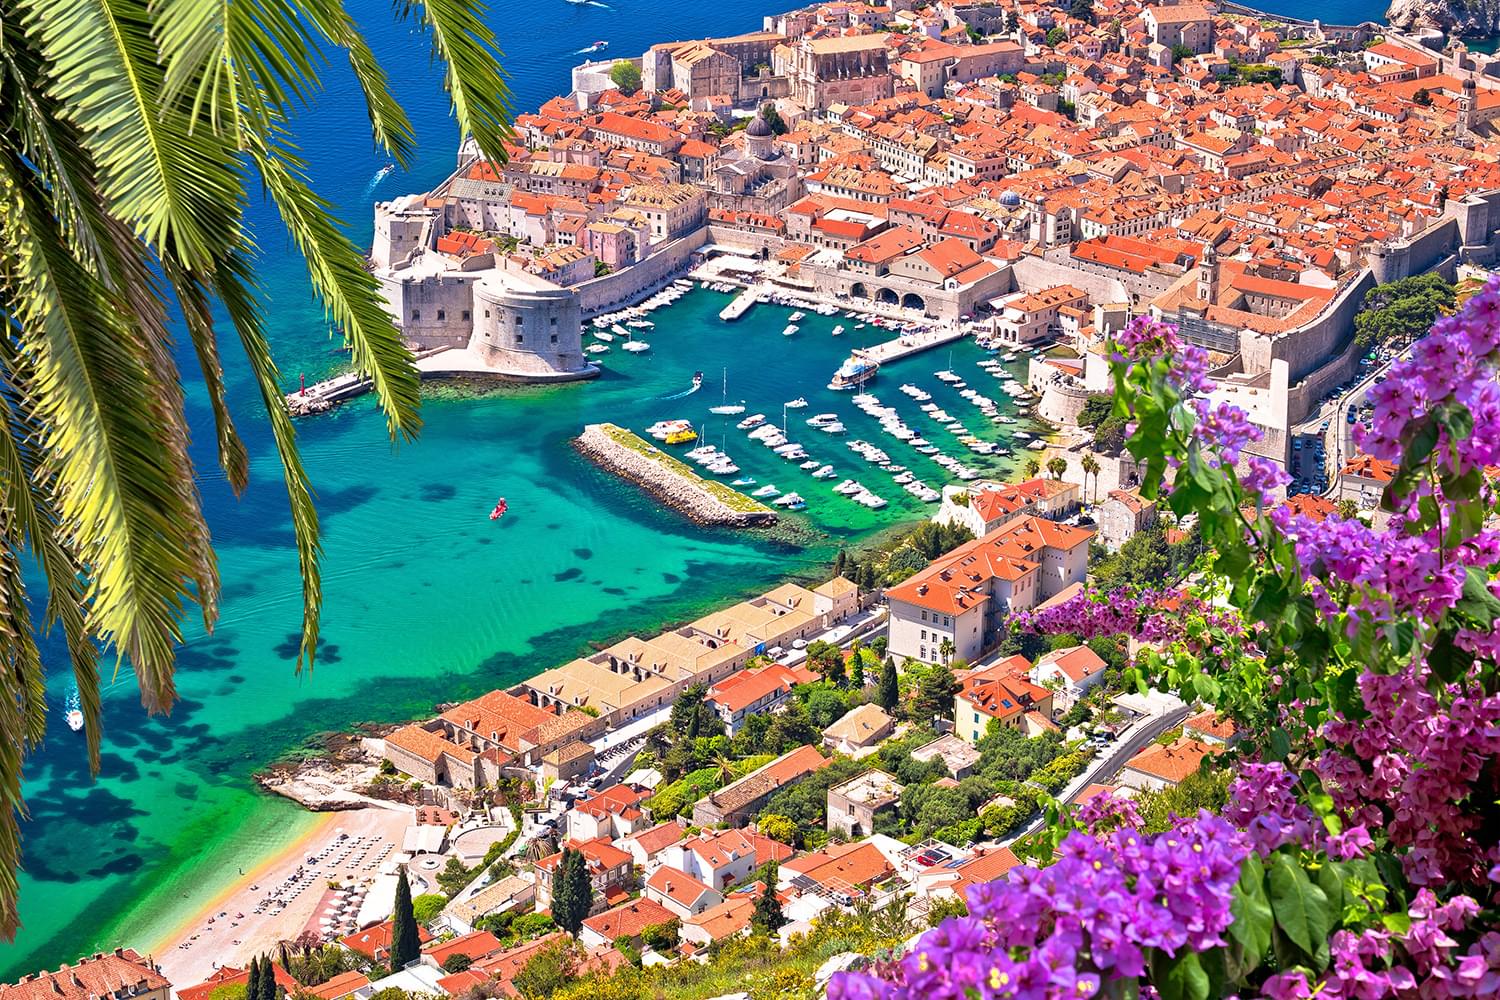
[489,498,508,521]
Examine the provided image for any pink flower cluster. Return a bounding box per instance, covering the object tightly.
[1264,891,1500,999]
[1317,664,1500,887]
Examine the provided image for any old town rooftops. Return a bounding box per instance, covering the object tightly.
[885,516,1094,615]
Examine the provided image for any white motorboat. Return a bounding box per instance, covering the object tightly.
[785,397,808,409]
[819,421,846,434]
[833,479,861,495]
[595,330,615,342]
[731,476,756,486]
[812,465,835,478]
[832,325,844,336]
[751,484,780,497]
[737,413,766,430]
[621,340,650,352]
[789,311,806,322]
[585,344,610,355]
[782,324,799,336]
[800,459,821,470]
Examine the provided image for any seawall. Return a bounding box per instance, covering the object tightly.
[574,423,779,528]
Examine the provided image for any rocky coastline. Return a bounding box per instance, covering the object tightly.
[574,422,779,528]
[1387,0,1500,37]
[255,727,400,811]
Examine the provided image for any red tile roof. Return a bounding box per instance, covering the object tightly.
[338,918,434,959]
[581,897,676,940]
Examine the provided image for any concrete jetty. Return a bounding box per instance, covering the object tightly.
[718,285,763,321]
[574,423,777,528]
[863,324,970,365]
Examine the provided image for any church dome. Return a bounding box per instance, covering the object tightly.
[746,113,774,138]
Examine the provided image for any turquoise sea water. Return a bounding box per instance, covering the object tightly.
[5,0,1391,977]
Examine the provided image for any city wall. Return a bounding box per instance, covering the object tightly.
[577,229,710,316]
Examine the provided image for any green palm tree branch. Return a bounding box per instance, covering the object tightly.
[300,0,416,165]
[165,258,251,493]
[153,0,318,139]
[392,0,512,163]
[19,0,245,269]
[244,130,422,439]
[0,18,110,271]
[211,253,325,669]
[0,149,205,713]
[0,348,104,773]
[0,537,33,937]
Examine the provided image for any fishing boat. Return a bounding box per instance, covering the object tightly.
[692,371,704,390]
[829,350,879,390]
[708,369,746,415]
[489,497,508,521]
[65,687,83,733]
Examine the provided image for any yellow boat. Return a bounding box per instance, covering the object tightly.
[665,428,698,445]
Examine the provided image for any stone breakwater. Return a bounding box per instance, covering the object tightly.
[574,423,778,528]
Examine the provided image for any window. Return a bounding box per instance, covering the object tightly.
[462,309,471,321]
[920,629,927,641]
[436,309,446,321]
[514,315,524,328]
[551,316,558,326]
[411,309,420,320]
[943,615,951,627]
[550,333,559,344]
[515,334,524,345]
[485,309,491,318]
[920,646,927,659]
[921,610,928,622]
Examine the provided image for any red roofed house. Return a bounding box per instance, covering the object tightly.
[705,662,805,736]
[535,837,634,911]
[680,888,759,946]
[691,744,831,829]
[1184,709,1241,746]
[382,723,494,789]
[955,662,1054,742]
[937,478,1080,538]
[886,515,1094,666]
[1095,488,1158,551]
[304,971,370,1000]
[1339,454,1396,508]
[578,897,676,949]
[421,930,504,970]
[780,841,893,905]
[566,783,651,841]
[663,827,795,890]
[619,819,688,869]
[177,963,293,1000]
[644,865,724,919]
[339,919,435,962]
[1031,644,1108,712]
[1118,738,1225,791]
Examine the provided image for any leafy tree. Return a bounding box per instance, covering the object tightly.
[208,986,247,1000]
[1170,42,1196,62]
[1046,456,1068,480]
[609,60,642,95]
[765,698,819,753]
[1093,415,1128,455]
[913,664,960,722]
[368,990,410,1000]
[412,893,447,923]
[391,867,422,970]
[759,103,789,135]
[1068,0,1095,24]
[0,0,516,935]
[834,549,847,577]
[804,640,846,686]
[758,813,798,845]
[849,644,867,688]
[669,684,722,740]
[443,954,475,973]
[1046,26,1068,46]
[513,940,577,1000]
[878,658,900,714]
[927,895,969,927]
[802,683,851,729]
[1353,273,1454,350]
[751,882,787,934]
[1133,765,1231,833]
[551,848,594,936]
[1004,11,1020,32]
[437,856,475,898]
[1024,458,1042,478]
[1414,87,1432,106]
[1336,498,1359,520]
[761,756,863,836]
[641,919,680,951]
[1078,394,1114,427]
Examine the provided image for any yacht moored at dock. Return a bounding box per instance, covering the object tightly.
[829,350,879,391]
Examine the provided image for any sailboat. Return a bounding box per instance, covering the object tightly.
[709,368,746,415]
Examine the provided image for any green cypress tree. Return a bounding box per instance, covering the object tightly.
[751,882,786,934]
[878,657,900,714]
[258,956,276,1000]
[551,848,593,936]
[390,866,421,969]
[245,955,261,1000]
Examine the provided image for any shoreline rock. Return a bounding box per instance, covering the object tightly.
[574,423,779,528]
[255,727,398,812]
[1387,0,1500,37]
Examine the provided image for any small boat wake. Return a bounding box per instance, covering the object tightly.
[65,686,84,733]
[659,371,704,400]
[364,164,395,196]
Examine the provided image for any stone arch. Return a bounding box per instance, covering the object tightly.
[901,292,926,312]
[850,282,870,299]
[876,287,899,305]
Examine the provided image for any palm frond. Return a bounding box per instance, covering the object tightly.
[300,0,416,165]
[0,148,204,713]
[211,253,324,669]
[245,131,422,438]
[392,0,512,163]
[19,0,244,268]
[165,259,250,493]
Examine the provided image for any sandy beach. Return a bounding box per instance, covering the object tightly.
[152,807,413,988]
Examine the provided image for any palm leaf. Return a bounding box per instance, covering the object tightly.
[245,130,422,438]
[392,0,512,163]
[165,259,251,493]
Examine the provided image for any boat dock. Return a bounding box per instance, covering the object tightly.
[863,324,970,365]
[285,372,371,416]
[718,285,763,322]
